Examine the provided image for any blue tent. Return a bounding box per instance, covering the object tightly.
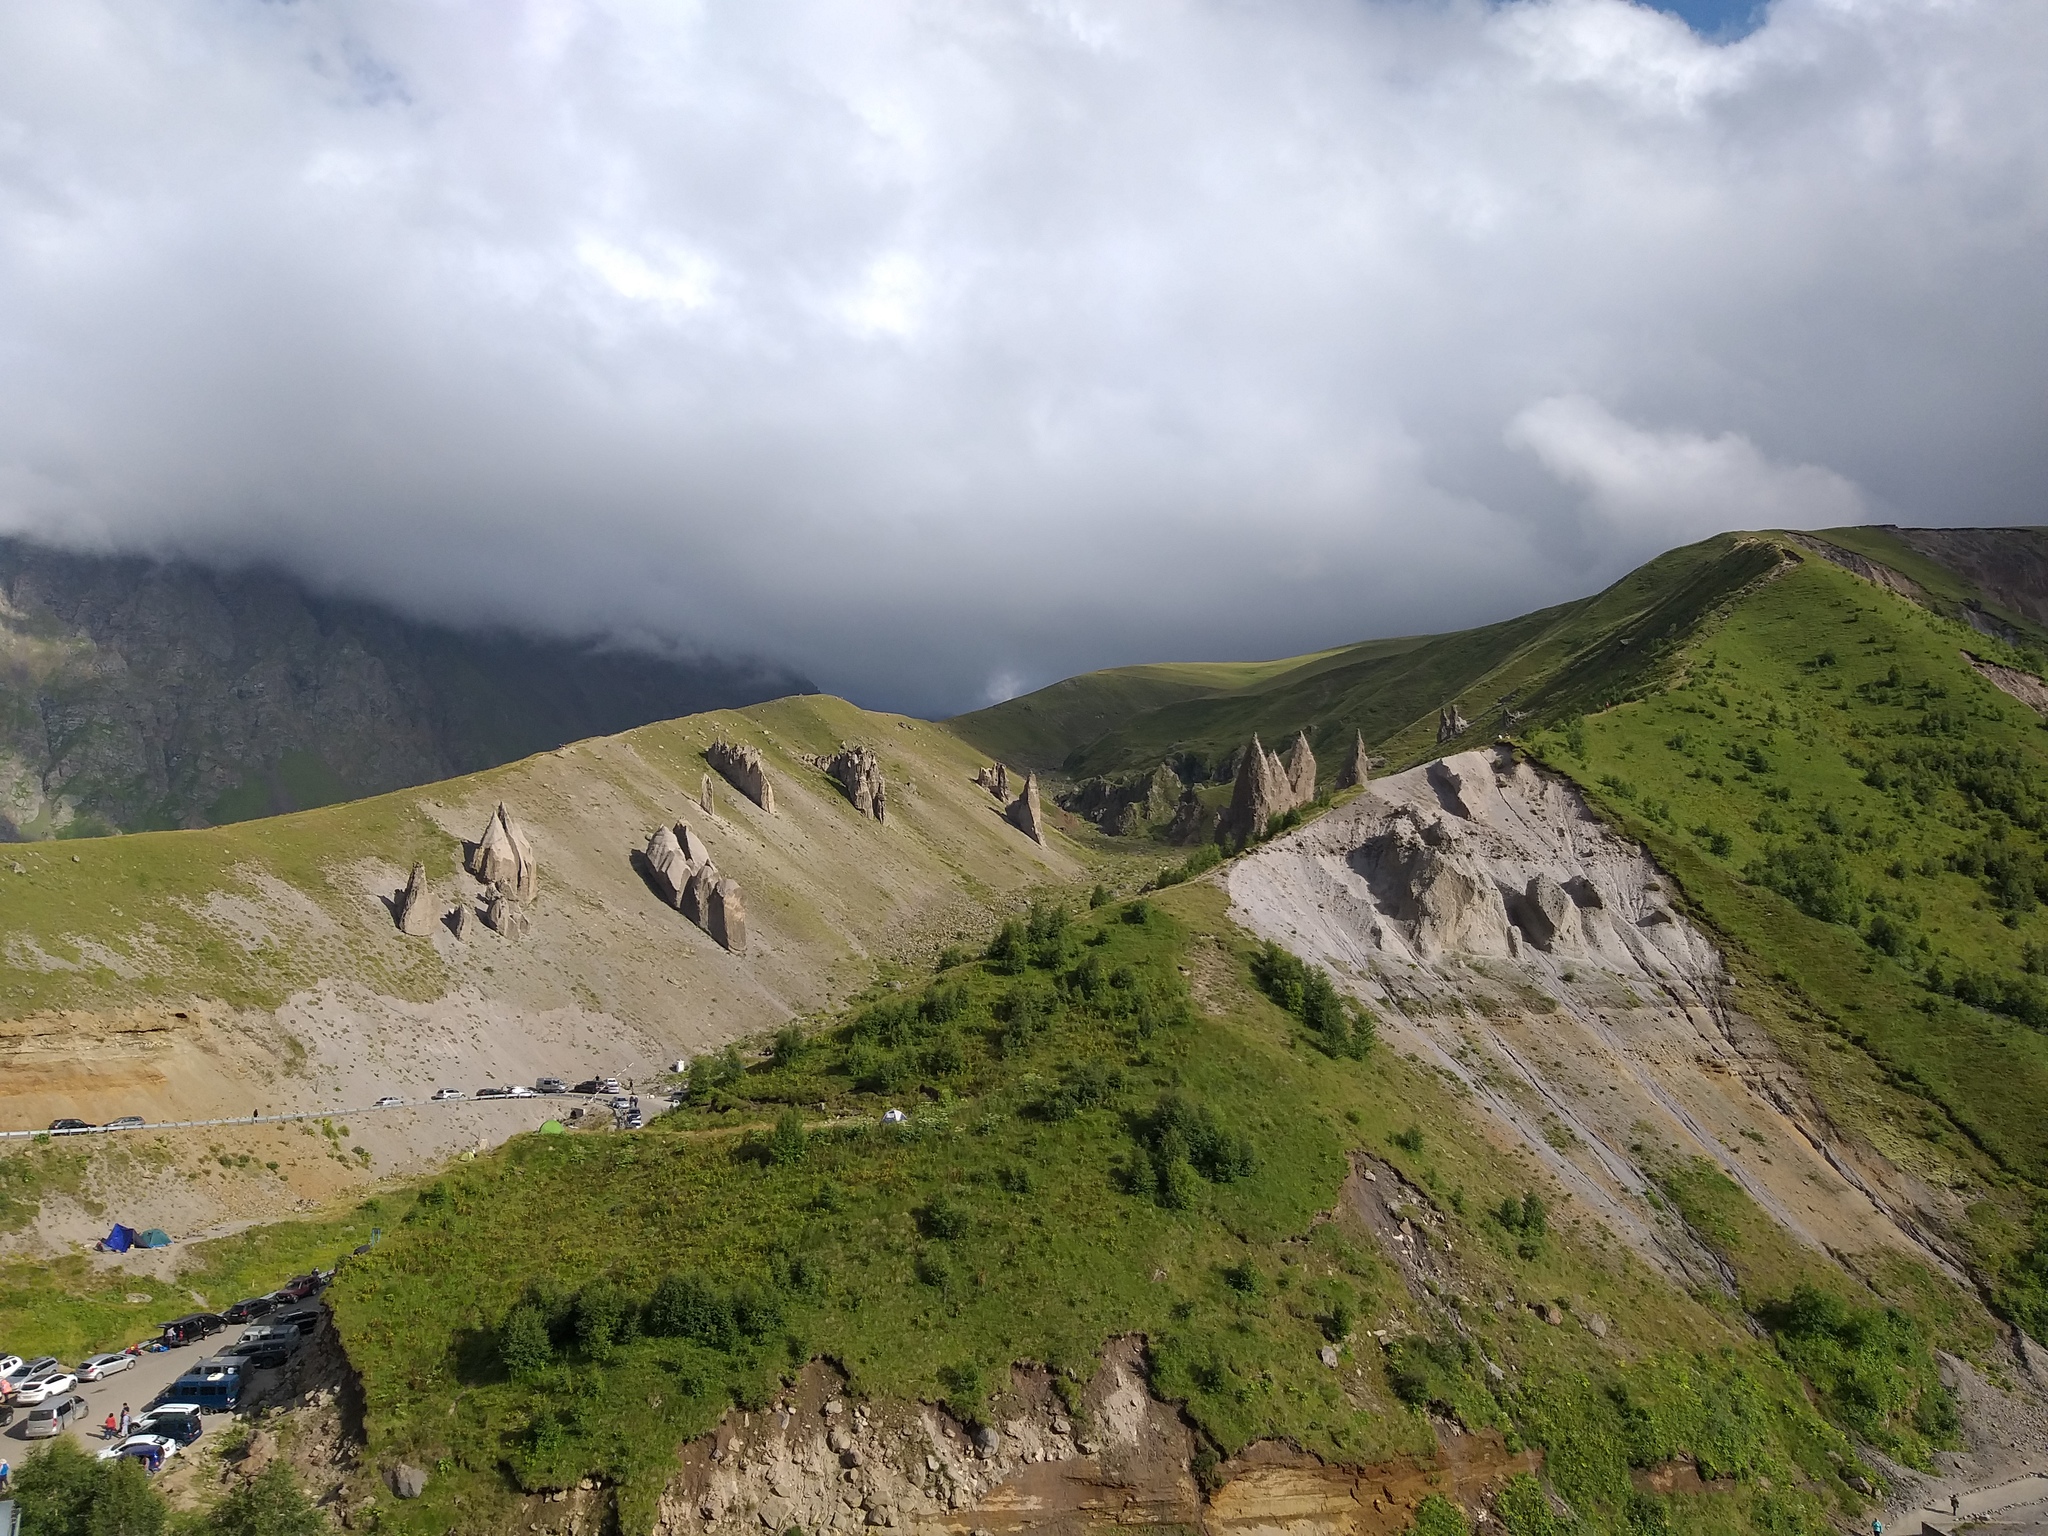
[102,1224,137,1253]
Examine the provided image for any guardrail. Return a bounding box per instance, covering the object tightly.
[0,1091,643,1141]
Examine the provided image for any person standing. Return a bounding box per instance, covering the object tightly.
[104,1411,119,1439]
[119,1402,131,1437]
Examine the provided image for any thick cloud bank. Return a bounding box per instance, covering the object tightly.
[1,0,2043,713]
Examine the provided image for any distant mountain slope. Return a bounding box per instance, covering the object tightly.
[1800,525,2048,646]
[953,533,1785,783]
[0,538,811,838]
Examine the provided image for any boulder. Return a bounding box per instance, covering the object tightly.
[824,744,887,821]
[700,774,715,815]
[709,878,747,954]
[1335,731,1372,790]
[468,803,538,901]
[645,825,693,906]
[1518,874,1583,952]
[395,863,437,936]
[449,903,475,939]
[1007,772,1046,845]
[389,1463,429,1500]
[484,892,529,938]
[1284,731,1317,804]
[706,741,775,812]
[681,863,720,927]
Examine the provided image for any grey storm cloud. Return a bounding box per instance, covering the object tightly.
[1,0,2044,715]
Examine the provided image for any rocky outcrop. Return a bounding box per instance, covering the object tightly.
[1007,773,1047,844]
[468,803,538,901]
[974,763,1011,799]
[1056,762,1182,836]
[484,891,529,938]
[1166,789,1215,846]
[706,741,775,813]
[822,744,886,822]
[394,863,436,936]
[681,864,720,928]
[1284,731,1317,804]
[1336,731,1372,790]
[448,904,475,940]
[1436,703,1470,743]
[645,823,709,907]
[700,774,715,815]
[709,879,747,954]
[1515,873,1582,953]
[1219,733,1316,846]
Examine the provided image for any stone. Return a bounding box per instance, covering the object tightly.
[701,774,716,814]
[681,863,720,928]
[971,1426,999,1456]
[1219,732,1311,846]
[824,744,887,822]
[645,825,691,905]
[828,1427,854,1454]
[469,803,539,901]
[1319,1345,1340,1368]
[389,1463,429,1499]
[1518,874,1583,953]
[1284,730,1317,804]
[395,862,437,936]
[1584,1312,1610,1338]
[707,740,776,812]
[449,904,475,939]
[485,892,530,938]
[1336,731,1373,790]
[974,764,1012,800]
[1006,772,1046,845]
[709,878,748,954]
[1437,702,1470,743]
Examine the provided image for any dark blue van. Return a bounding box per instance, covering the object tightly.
[156,1358,241,1413]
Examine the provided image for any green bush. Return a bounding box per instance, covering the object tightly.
[499,1301,555,1381]
[1409,1493,1471,1536]
[207,1461,328,1536]
[767,1109,809,1167]
[1249,942,1375,1057]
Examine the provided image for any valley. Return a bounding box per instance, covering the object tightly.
[4,527,2048,1536]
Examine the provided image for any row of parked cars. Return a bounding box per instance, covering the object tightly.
[46,1115,147,1133]
[373,1076,624,1107]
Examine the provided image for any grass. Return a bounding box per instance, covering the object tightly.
[318,883,1866,1536]
[1519,545,2048,1342]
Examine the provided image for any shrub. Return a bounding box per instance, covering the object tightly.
[1148,844,1222,890]
[499,1301,555,1381]
[572,1278,637,1360]
[1411,1493,1471,1536]
[208,1461,327,1536]
[1391,1124,1425,1154]
[646,1274,735,1349]
[917,1195,973,1241]
[767,1109,809,1167]
[1249,942,1374,1057]
[1089,884,1110,908]
[938,1360,985,1426]
[1143,1092,1255,1187]
[1745,842,1859,924]
[770,1024,806,1068]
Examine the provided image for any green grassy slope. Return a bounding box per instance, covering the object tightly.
[330,884,1872,1536]
[1520,546,2048,1329]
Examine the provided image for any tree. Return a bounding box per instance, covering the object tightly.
[14,1440,111,1536]
[499,1300,555,1380]
[767,1108,808,1166]
[207,1462,327,1536]
[88,1458,165,1536]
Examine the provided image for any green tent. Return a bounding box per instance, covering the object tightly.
[137,1228,172,1248]
[538,1120,565,1135]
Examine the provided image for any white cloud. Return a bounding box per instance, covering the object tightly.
[0,0,2042,712]
[1507,394,1868,539]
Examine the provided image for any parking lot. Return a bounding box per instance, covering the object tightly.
[5,1309,322,1458]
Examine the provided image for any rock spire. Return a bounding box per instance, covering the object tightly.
[706,741,775,813]
[394,863,437,936]
[468,803,538,902]
[825,744,887,822]
[1006,772,1046,845]
[1336,731,1372,790]
[1436,703,1470,744]
[1219,733,1317,846]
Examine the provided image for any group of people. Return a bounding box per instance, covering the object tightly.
[101,1402,136,1440]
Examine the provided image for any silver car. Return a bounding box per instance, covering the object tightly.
[24,1392,89,1437]
[79,1351,135,1381]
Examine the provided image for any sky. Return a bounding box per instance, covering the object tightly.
[1,0,2044,717]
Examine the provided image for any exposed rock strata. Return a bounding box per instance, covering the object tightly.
[468,803,538,901]
[706,741,775,813]
[394,863,436,937]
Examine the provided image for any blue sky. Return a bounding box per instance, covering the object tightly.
[1644,0,1768,39]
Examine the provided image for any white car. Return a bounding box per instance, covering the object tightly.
[99,1432,183,1463]
[16,1368,80,1404]
[507,1085,537,1098]
[430,1087,464,1102]
[0,1353,50,1383]
[79,1351,136,1381]
[373,1095,405,1108]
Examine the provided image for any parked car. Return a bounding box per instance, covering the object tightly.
[16,1369,80,1404]
[475,1085,511,1098]
[78,1352,136,1381]
[98,1433,182,1465]
[536,1077,567,1094]
[277,1308,323,1336]
[157,1360,241,1414]
[373,1095,405,1108]
[132,1405,204,1445]
[48,1117,91,1133]
[103,1115,146,1130]
[507,1085,537,1098]
[275,1273,322,1300]
[158,1313,225,1346]
[223,1296,276,1323]
[231,1343,291,1370]
[0,1353,32,1381]
[430,1087,464,1102]
[24,1393,90,1437]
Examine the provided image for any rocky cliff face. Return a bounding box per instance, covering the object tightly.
[0,537,809,838]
